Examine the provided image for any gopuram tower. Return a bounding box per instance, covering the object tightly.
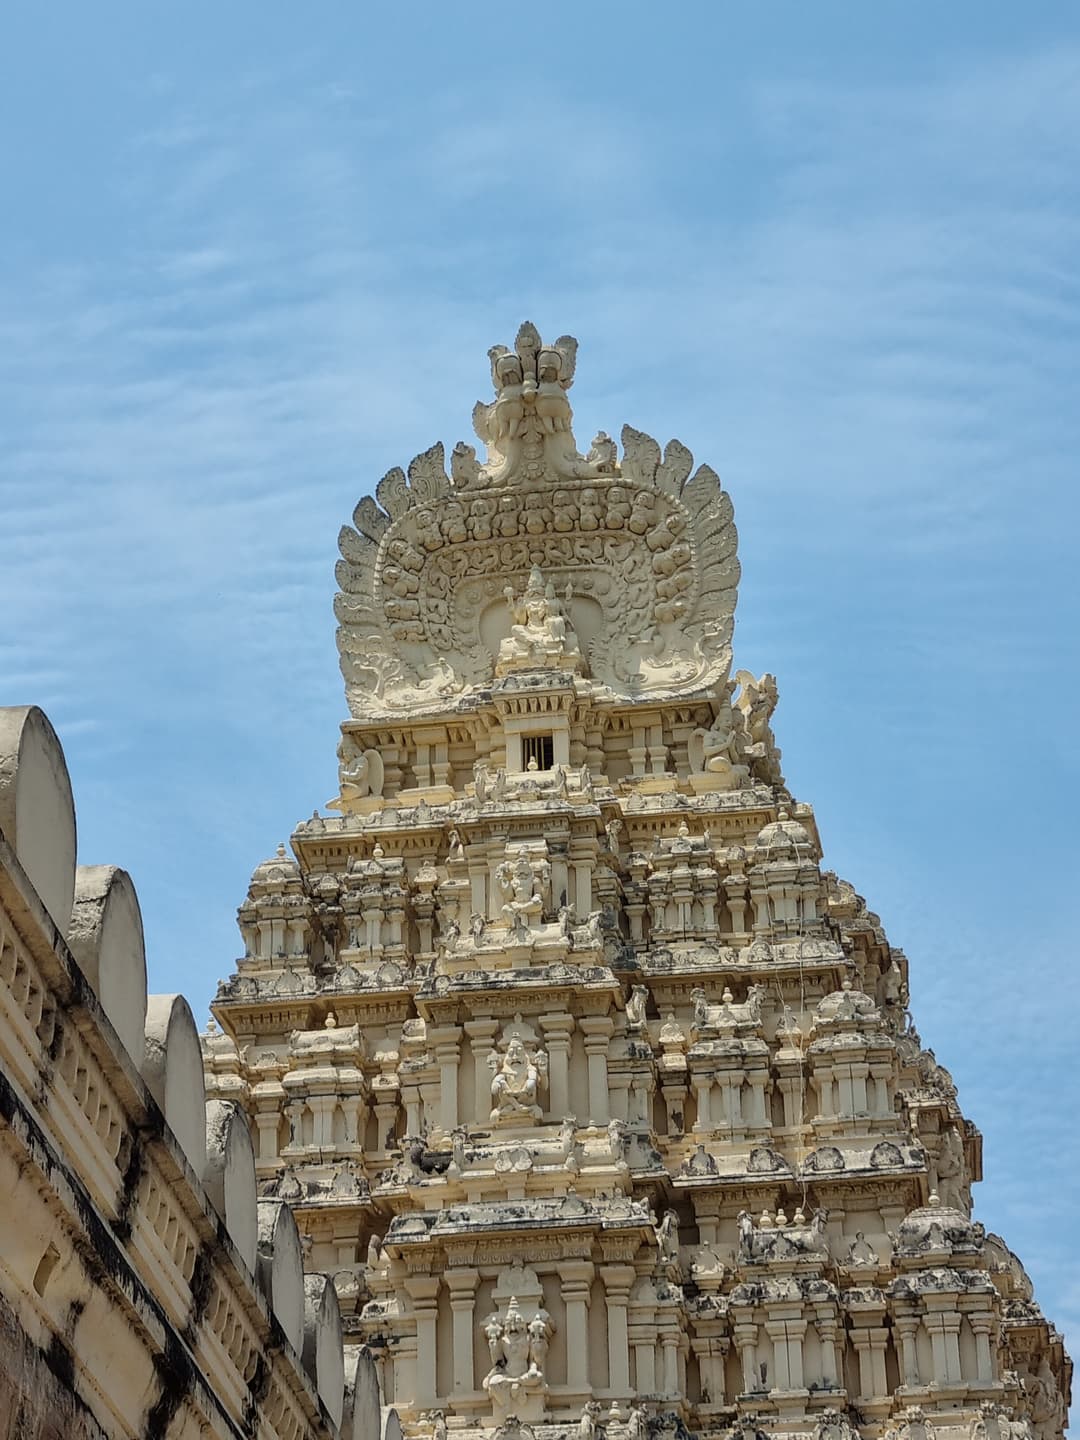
[204,326,1070,1440]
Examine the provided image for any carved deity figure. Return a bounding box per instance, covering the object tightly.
[688,697,750,786]
[497,567,582,674]
[846,1232,881,1267]
[691,987,709,1029]
[482,1296,553,1421]
[578,1401,604,1440]
[815,1410,859,1440]
[330,737,385,810]
[627,1406,649,1440]
[489,1036,547,1124]
[844,1231,878,1267]
[657,1208,681,1265]
[659,1012,685,1047]
[1022,1355,1067,1440]
[625,984,648,1032]
[734,670,783,785]
[496,850,550,931]
[932,1125,968,1211]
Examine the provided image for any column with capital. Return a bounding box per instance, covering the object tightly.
[689,1328,728,1407]
[445,1268,479,1398]
[764,1319,791,1391]
[659,1326,680,1396]
[893,1310,921,1388]
[254,1108,281,1162]
[785,1318,807,1390]
[570,838,594,916]
[540,1014,575,1120]
[969,1311,996,1384]
[601,1265,635,1395]
[560,1261,594,1399]
[431,1026,463,1131]
[579,1015,615,1125]
[691,1072,712,1132]
[405,1275,441,1409]
[733,1319,759,1396]
[813,1306,841,1391]
[464,1018,499,1123]
[923,1307,962,1384]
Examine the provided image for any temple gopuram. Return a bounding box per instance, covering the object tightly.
[203,325,1070,1440]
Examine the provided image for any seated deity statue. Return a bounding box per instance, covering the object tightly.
[496,851,548,929]
[496,566,582,673]
[482,1297,550,1421]
[845,1231,878,1267]
[330,738,385,809]
[489,1037,546,1124]
[688,699,750,786]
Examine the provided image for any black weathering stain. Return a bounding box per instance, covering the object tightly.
[0,1069,249,1440]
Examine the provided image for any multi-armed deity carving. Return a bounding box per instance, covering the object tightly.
[482,1276,555,1424]
[488,1018,548,1126]
[496,567,583,676]
[335,322,740,715]
[495,847,553,938]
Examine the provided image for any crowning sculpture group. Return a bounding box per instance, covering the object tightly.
[204,324,1070,1440]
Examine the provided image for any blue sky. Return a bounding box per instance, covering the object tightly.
[2,2,1078,1361]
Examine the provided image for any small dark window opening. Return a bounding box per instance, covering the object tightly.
[522,733,554,771]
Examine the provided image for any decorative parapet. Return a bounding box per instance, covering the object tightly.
[0,704,359,1440]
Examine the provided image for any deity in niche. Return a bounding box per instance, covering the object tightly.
[625,984,648,1032]
[489,1036,547,1124]
[481,1295,552,1421]
[497,566,582,673]
[496,850,550,930]
[845,1232,878,1267]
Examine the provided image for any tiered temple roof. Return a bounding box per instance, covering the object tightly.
[204,325,1070,1440]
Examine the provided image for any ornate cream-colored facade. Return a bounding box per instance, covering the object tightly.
[205,325,1071,1440]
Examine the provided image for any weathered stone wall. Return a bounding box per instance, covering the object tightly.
[0,1286,108,1440]
[0,703,361,1440]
